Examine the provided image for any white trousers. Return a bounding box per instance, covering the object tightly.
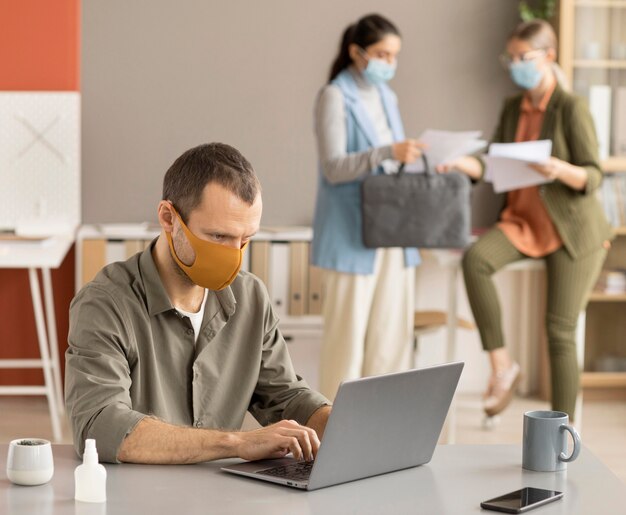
[319,248,415,400]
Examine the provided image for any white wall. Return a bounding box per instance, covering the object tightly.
[81,1,543,396]
[81,0,519,225]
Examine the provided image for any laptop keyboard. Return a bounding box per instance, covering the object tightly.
[258,461,314,481]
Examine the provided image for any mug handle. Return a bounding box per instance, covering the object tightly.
[558,424,581,462]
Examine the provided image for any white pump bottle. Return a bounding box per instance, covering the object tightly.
[74,439,107,503]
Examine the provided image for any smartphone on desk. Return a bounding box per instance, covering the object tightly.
[481,487,563,513]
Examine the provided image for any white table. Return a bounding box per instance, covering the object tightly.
[0,235,74,441]
[1,444,624,514]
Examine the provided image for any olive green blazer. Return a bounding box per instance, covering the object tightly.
[483,84,613,259]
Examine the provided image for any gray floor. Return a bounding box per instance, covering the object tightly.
[1,394,624,484]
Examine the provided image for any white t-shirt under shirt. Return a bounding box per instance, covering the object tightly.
[175,289,208,343]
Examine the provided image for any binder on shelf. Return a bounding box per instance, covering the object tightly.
[268,242,290,317]
[615,176,626,227]
[289,242,309,316]
[81,239,106,286]
[250,241,270,286]
[247,230,324,317]
[600,174,626,227]
[240,250,250,273]
[600,177,610,225]
[609,177,618,226]
[105,239,127,264]
[125,239,145,258]
[308,265,324,315]
[589,85,611,161]
[614,87,626,156]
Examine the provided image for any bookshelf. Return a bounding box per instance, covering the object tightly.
[582,230,626,394]
[559,2,626,395]
[573,59,626,69]
[560,0,626,166]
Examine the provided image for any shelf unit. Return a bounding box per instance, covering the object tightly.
[560,0,626,167]
[560,2,626,395]
[573,59,626,69]
[582,230,626,394]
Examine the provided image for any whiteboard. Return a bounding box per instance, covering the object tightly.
[0,92,80,231]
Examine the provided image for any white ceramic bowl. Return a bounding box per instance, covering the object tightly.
[6,438,54,486]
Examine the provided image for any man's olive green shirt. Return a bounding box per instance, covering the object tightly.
[65,241,330,463]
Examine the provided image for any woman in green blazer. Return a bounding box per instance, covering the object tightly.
[439,20,612,420]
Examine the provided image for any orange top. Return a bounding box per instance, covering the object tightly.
[497,81,563,257]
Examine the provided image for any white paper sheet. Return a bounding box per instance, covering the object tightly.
[482,156,551,193]
[484,139,553,192]
[404,129,484,172]
[489,140,552,161]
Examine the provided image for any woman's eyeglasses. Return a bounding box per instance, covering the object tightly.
[499,49,546,68]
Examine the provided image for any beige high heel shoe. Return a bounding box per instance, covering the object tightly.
[483,362,521,417]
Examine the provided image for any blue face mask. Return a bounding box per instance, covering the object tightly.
[509,60,543,90]
[361,51,397,85]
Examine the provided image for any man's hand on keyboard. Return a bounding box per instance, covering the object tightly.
[235,419,320,462]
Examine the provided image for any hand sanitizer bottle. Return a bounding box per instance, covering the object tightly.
[74,439,107,503]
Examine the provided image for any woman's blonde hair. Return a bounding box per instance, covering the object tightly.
[508,19,569,90]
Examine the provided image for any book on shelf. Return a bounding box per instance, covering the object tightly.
[589,85,611,161]
[597,173,626,228]
[594,354,626,373]
[594,269,626,294]
[614,87,626,157]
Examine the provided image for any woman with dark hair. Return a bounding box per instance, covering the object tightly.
[438,19,612,420]
[311,14,424,399]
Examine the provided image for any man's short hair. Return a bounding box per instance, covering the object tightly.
[162,142,260,223]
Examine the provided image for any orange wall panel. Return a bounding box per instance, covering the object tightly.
[0,0,79,386]
[0,0,80,90]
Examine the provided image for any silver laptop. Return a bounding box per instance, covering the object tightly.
[221,361,463,491]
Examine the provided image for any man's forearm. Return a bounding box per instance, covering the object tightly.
[117,417,241,464]
[306,405,332,439]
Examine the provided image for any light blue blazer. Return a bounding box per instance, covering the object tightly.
[311,69,421,274]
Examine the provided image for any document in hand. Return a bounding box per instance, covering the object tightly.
[483,140,553,193]
[404,129,487,172]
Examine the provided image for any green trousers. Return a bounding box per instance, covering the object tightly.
[462,228,607,419]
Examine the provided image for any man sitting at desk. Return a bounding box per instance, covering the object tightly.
[65,143,331,464]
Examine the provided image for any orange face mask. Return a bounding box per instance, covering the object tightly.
[166,207,247,290]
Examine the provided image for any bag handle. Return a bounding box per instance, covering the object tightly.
[398,154,430,176]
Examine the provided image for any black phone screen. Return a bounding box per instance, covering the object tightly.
[481,487,563,513]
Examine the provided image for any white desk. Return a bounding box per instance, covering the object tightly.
[1,444,624,514]
[0,236,74,442]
